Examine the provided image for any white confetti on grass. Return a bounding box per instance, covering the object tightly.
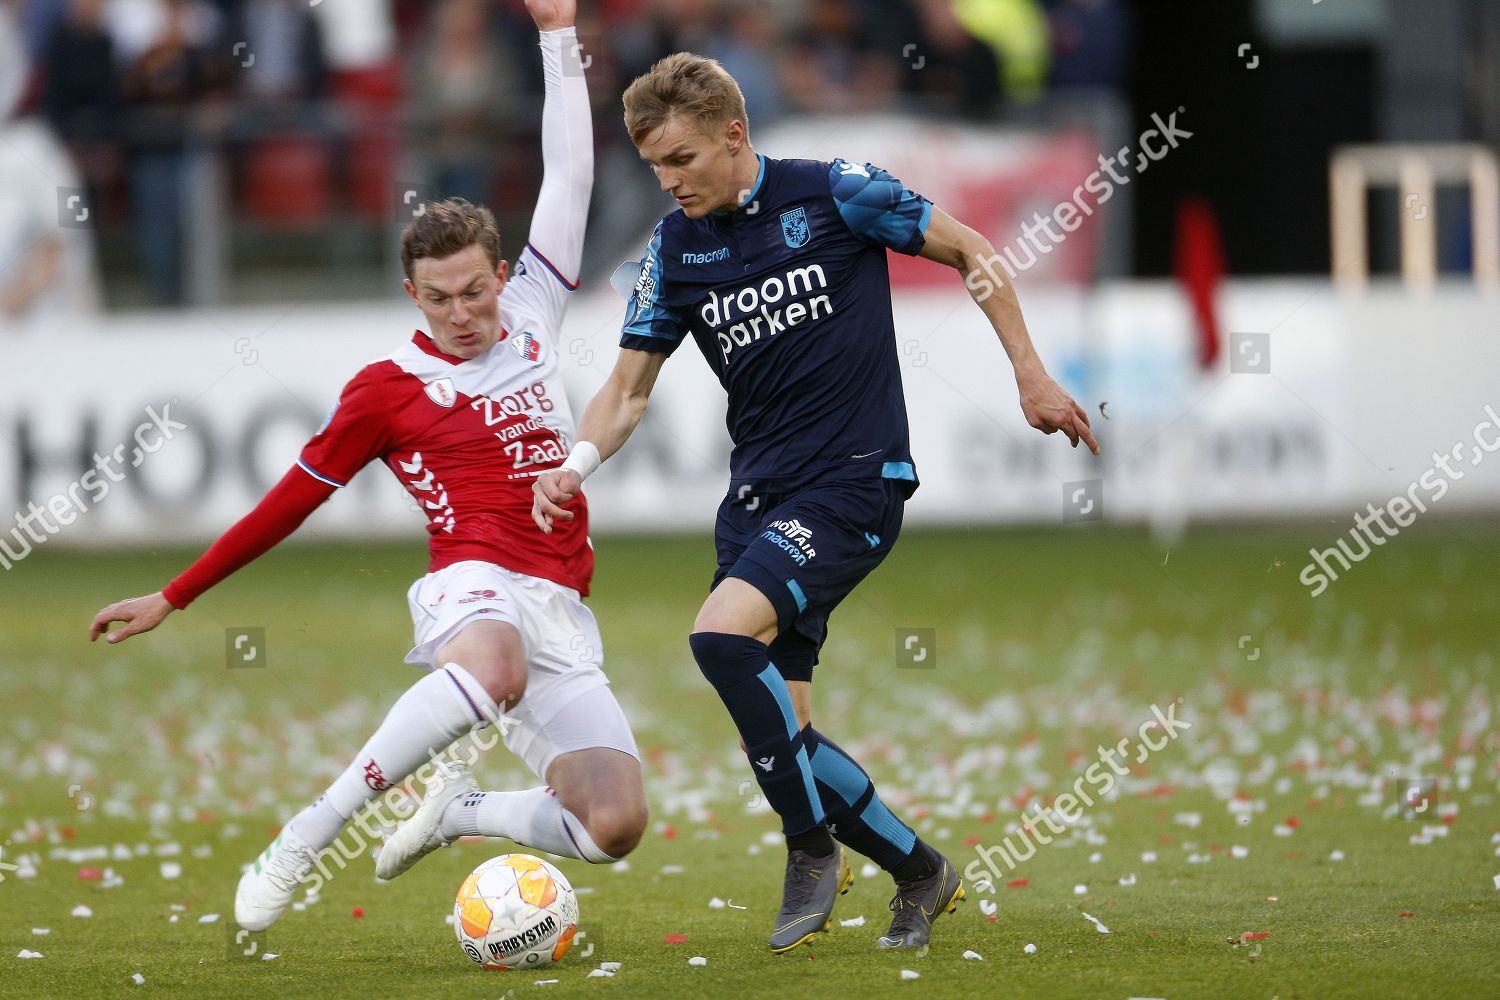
[688,956,707,966]
[1141,851,1158,863]
[262,954,279,962]
[534,980,559,986]
[586,969,615,978]
[1073,884,1088,895]
[1082,912,1110,934]
[1024,943,1037,954]
[840,915,865,927]
[978,899,997,916]
[70,905,92,918]
[726,899,747,910]
[17,950,44,959]
[900,969,920,980]
[708,897,725,909]
[197,914,220,924]
[1330,850,1345,861]
[1231,845,1249,859]
[160,862,182,879]
[131,973,146,985]
[1119,873,1137,886]
[962,949,984,961]
[599,962,622,971]
[30,929,49,936]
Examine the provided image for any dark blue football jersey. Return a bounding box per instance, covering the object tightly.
[620,154,932,494]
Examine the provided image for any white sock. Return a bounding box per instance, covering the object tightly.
[289,663,498,852]
[440,787,617,864]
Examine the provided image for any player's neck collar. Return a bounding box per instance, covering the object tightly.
[412,330,482,366]
[712,152,767,218]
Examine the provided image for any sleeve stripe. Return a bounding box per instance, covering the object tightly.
[297,459,346,488]
[525,243,580,291]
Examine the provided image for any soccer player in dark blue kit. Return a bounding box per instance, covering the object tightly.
[533,53,1099,952]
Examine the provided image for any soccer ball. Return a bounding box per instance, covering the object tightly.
[453,853,579,970]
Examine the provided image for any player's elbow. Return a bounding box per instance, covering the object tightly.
[953,229,996,276]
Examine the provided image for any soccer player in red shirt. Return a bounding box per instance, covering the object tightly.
[88,0,646,934]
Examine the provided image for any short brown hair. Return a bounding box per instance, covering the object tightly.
[622,52,749,147]
[399,198,502,281]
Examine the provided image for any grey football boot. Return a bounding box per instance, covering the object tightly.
[876,852,965,949]
[767,844,854,952]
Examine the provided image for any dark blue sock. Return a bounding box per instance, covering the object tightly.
[805,726,919,872]
[688,632,826,838]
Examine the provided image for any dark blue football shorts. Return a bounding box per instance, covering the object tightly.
[710,475,907,682]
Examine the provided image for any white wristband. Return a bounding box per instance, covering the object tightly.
[560,441,601,481]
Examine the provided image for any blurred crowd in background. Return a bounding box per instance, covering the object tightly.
[1,0,1131,315]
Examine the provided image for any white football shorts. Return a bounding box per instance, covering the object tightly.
[404,560,639,780]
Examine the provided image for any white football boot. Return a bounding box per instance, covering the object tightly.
[376,759,478,881]
[234,824,320,931]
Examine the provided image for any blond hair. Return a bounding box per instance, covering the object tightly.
[399,198,502,280]
[622,52,749,146]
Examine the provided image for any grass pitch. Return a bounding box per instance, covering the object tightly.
[2,524,1498,998]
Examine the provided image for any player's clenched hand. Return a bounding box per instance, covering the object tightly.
[524,0,575,31]
[89,592,174,644]
[532,469,582,534]
[1016,365,1100,455]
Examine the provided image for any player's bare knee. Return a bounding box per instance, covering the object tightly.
[585,801,648,859]
[449,657,526,709]
[439,621,527,708]
[691,580,778,642]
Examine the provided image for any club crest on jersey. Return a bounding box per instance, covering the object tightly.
[425,377,456,408]
[512,331,542,363]
[781,207,810,248]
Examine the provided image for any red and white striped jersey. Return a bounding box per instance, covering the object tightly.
[159,27,595,610]
[301,247,591,593]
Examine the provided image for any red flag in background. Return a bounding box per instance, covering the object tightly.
[1173,195,1227,370]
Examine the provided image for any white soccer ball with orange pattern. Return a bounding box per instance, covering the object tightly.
[453,853,579,970]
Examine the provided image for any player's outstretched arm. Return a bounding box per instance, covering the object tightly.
[87,466,337,644]
[920,207,1100,455]
[519,0,590,312]
[90,592,173,644]
[532,347,667,533]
